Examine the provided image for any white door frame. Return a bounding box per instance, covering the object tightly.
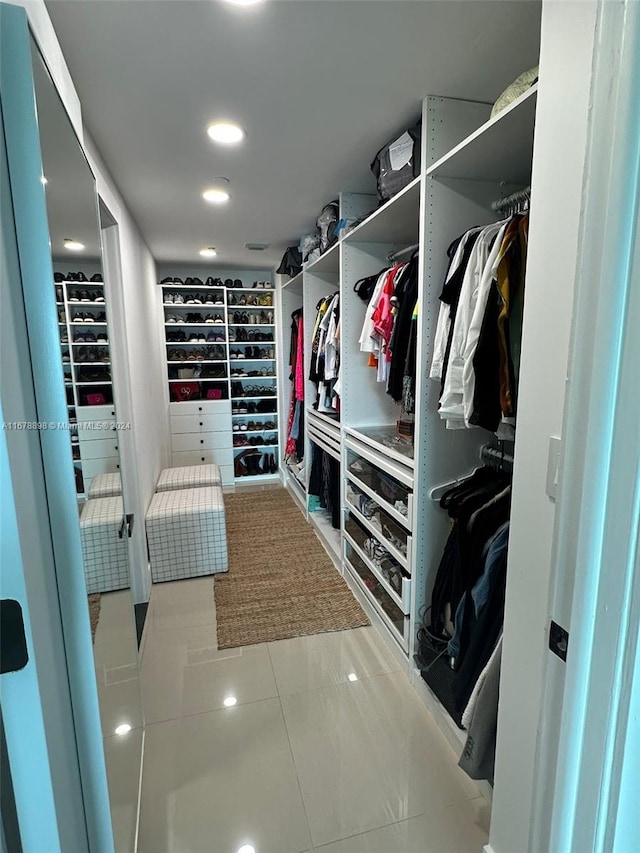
[531,0,640,849]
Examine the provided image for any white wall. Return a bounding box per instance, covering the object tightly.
[489,3,598,851]
[11,0,171,601]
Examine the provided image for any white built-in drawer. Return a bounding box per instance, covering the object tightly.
[169,399,231,417]
[76,405,116,423]
[78,438,120,460]
[170,413,230,434]
[171,451,234,484]
[171,431,232,453]
[82,457,120,481]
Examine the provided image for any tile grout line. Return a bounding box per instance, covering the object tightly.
[268,642,316,852]
[142,691,282,730]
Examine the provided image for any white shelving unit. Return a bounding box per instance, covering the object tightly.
[55,274,119,498]
[159,276,280,485]
[276,86,538,692]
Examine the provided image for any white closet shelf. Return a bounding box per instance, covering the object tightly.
[230,287,274,292]
[343,176,421,245]
[344,425,415,469]
[232,412,277,419]
[343,529,407,611]
[345,499,410,571]
[303,240,341,276]
[167,359,226,364]
[229,358,275,362]
[67,301,106,307]
[231,395,277,401]
[73,341,109,346]
[232,428,279,434]
[228,323,275,328]
[163,302,225,307]
[60,280,103,285]
[427,84,537,183]
[70,321,107,326]
[344,554,406,651]
[281,272,304,293]
[309,511,342,564]
[344,435,415,488]
[75,381,112,386]
[234,473,280,483]
[159,284,225,290]
[307,408,341,428]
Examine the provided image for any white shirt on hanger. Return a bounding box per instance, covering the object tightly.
[430,226,486,381]
[438,220,505,428]
[462,219,510,426]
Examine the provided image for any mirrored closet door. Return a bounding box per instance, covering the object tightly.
[28,37,142,850]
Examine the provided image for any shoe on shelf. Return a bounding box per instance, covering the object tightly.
[224,279,234,289]
[76,272,88,282]
[68,291,81,302]
[233,279,243,288]
[93,291,105,303]
[174,293,185,304]
[160,276,173,285]
[90,273,103,282]
[54,272,64,283]
[214,314,224,324]
[165,292,175,304]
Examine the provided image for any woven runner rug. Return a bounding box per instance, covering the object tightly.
[88,593,101,644]
[214,488,369,648]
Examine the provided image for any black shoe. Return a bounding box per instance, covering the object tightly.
[76,272,88,282]
[185,277,194,285]
[192,277,204,286]
[54,272,64,282]
[224,279,234,289]
[68,290,81,302]
[174,277,184,285]
[233,279,243,288]
[160,276,174,284]
[90,273,103,282]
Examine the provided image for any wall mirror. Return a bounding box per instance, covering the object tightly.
[30,36,143,850]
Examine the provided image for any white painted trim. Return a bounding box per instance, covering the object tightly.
[530,0,640,850]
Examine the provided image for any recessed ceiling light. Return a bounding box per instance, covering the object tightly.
[114,723,132,736]
[202,178,231,205]
[223,696,238,707]
[237,845,256,853]
[347,673,358,682]
[64,238,85,252]
[199,247,218,258]
[224,0,266,6]
[207,122,245,145]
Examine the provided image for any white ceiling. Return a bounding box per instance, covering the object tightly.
[46,0,541,271]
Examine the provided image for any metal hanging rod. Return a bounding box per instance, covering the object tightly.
[388,243,420,262]
[480,443,514,472]
[491,185,531,214]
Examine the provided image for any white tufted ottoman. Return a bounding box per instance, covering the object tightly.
[155,464,222,492]
[80,496,130,594]
[87,472,123,499]
[145,486,228,582]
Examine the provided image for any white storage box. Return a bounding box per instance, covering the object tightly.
[146,486,228,582]
[87,472,122,499]
[80,496,129,594]
[156,463,222,492]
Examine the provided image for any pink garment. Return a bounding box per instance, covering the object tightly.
[372,263,403,347]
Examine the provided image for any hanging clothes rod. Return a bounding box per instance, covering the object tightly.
[491,185,531,214]
[480,444,514,472]
[388,243,419,262]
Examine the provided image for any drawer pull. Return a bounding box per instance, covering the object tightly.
[200,439,204,445]
[199,421,203,426]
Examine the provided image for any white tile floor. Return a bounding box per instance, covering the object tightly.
[91,590,143,851]
[136,577,491,853]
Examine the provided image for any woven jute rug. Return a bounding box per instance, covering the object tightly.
[214,488,369,648]
[88,594,101,644]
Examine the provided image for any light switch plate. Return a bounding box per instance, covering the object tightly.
[546,436,562,500]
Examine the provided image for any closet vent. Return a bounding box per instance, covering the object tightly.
[245,242,269,251]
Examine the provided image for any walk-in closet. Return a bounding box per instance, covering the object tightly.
[3,1,638,852]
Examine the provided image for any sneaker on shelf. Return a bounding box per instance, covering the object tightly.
[93,291,105,303]
[224,279,234,289]
[96,333,108,343]
[90,273,103,282]
[76,272,88,283]
[68,291,81,302]
[174,293,185,304]
[80,290,91,302]
[214,314,224,324]
[165,292,175,304]
[160,276,174,285]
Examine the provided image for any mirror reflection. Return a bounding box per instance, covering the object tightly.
[30,39,143,850]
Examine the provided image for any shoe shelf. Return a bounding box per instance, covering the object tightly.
[164,322,225,327]
[231,395,277,401]
[344,497,411,573]
[54,274,116,498]
[167,359,226,364]
[227,323,275,328]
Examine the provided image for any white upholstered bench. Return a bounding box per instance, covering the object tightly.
[80,496,130,594]
[145,486,228,582]
[155,463,222,492]
[87,472,123,499]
